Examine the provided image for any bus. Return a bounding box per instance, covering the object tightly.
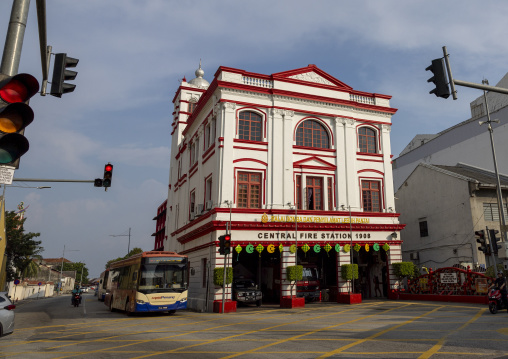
[104,251,189,314]
[97,269,110,302]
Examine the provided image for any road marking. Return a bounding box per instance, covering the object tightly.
[418,307,486,359]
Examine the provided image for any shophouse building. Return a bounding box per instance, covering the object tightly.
[164,64,405,312]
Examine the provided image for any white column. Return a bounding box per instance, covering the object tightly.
[381,124,396,211]
[282,110,295,208]
[280,247,297,298]
[337,250,352,294]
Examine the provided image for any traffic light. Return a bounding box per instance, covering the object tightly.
[218,234,231,255]
[489,229,501,255]
[50,53,79,97]
[223,234,231,255]
[0,73,39,167]
[94,178,103,187]
[103,163,113,187]
[218,235,225,255]
[426,58,450,99]
[475,230,488,254]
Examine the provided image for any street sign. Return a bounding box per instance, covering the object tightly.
[38,282,42,286]
[0,166,14,184]
[14,279,20,285]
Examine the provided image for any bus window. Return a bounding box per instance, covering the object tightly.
[139,263,187,293]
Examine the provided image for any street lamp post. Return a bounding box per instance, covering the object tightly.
[110,228,131,255]
[58,245,79,294]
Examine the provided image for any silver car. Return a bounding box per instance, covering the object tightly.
[0,292,15,336]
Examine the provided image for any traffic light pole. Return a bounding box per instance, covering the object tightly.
[1,0,30,76]
[440,46,508,253]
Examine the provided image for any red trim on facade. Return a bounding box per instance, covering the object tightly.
[233,138,269,146]
[293,156,336,171]
[357,169,384,176]
[357,158,384,163]
[293,116,335,146]
[235,107,268,139]
[234,146,268,152]
[293,145,336,153]
[202,149,215,165]
[233,158,268,167]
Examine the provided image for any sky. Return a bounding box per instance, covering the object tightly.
[1,0,507,278]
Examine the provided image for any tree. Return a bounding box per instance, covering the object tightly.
[61,262,89,285]
[5,211,43,281]
[392,262,415,292]
[105,247,143,268]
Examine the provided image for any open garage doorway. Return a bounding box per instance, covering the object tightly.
[353,247,388,299]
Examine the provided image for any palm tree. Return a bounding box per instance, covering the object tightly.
[21,256,42,279]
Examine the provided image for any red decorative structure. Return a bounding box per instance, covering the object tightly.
[392,266,493,304]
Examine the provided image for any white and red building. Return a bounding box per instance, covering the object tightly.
[164,64,405,312]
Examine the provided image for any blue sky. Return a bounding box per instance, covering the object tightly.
[1,0,507,278]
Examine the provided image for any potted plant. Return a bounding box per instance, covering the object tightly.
[281,265,305,308]
[213,267,236,313]
[391,262,415,299]
[338,264,361,304]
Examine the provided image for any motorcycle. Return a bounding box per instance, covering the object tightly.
[488,287,508,314]
[72,293,82,307]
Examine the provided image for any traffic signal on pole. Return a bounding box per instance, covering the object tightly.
[94,178,103,187]
[218,235,225,255]
[0,73,39,167]
[475,230,488,254]
[223,234,231,255]
[50,53,79,97]
[218,234,231,255]
[103,163,113,187]
[489,229,501,255]
[426,58,450,99]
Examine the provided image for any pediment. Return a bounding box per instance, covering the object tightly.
[273,65,352,90]
[293,156,336,170]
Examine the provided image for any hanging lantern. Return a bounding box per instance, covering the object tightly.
[335,244,341,252]
[324,243,332,253]
[267,244,275,253]
[279,244,284,254]
[365,243,370,252]
[235,245,242,260]
[313,244,321,253]
[256,244,264,256]
[246,244,254,253]
[382,243,390,251]
[343,244,351,253]
[302,244,310,257]
[373,243,380,251]
[290,244,297,253]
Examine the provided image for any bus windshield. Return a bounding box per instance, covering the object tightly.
[139,263,187,293]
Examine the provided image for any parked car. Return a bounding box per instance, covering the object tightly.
[0,292,15,336]
[232,279,262,306]
[80,287,89,293]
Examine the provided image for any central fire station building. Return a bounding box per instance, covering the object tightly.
[164,64,404,312]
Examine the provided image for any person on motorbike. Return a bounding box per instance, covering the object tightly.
[489,272,508,313]
[71,285,82,304]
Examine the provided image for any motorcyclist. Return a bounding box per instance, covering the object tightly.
[71,285,82,304]
[489,272,508,313]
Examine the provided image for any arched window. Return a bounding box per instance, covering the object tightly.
[238,111,262,141]
[296,120,329,149]
[358,127,377,153]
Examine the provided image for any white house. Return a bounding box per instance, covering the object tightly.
[165,63,404,312]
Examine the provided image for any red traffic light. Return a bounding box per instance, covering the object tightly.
[224,235,231,241]
[0,74,39,103]
[105,164,113,172]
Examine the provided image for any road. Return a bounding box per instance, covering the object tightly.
[1,294,508,358]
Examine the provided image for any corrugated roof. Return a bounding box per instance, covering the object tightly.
[432,163,508,186]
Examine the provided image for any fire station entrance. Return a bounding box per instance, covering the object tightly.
[352,247,388,299]
[231,245,338,304]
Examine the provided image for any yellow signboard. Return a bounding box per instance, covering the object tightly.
[261,213,370,224]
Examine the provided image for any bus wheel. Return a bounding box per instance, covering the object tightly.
[166,310,176,315]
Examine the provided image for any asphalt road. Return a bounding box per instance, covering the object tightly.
[1,293,508,358]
